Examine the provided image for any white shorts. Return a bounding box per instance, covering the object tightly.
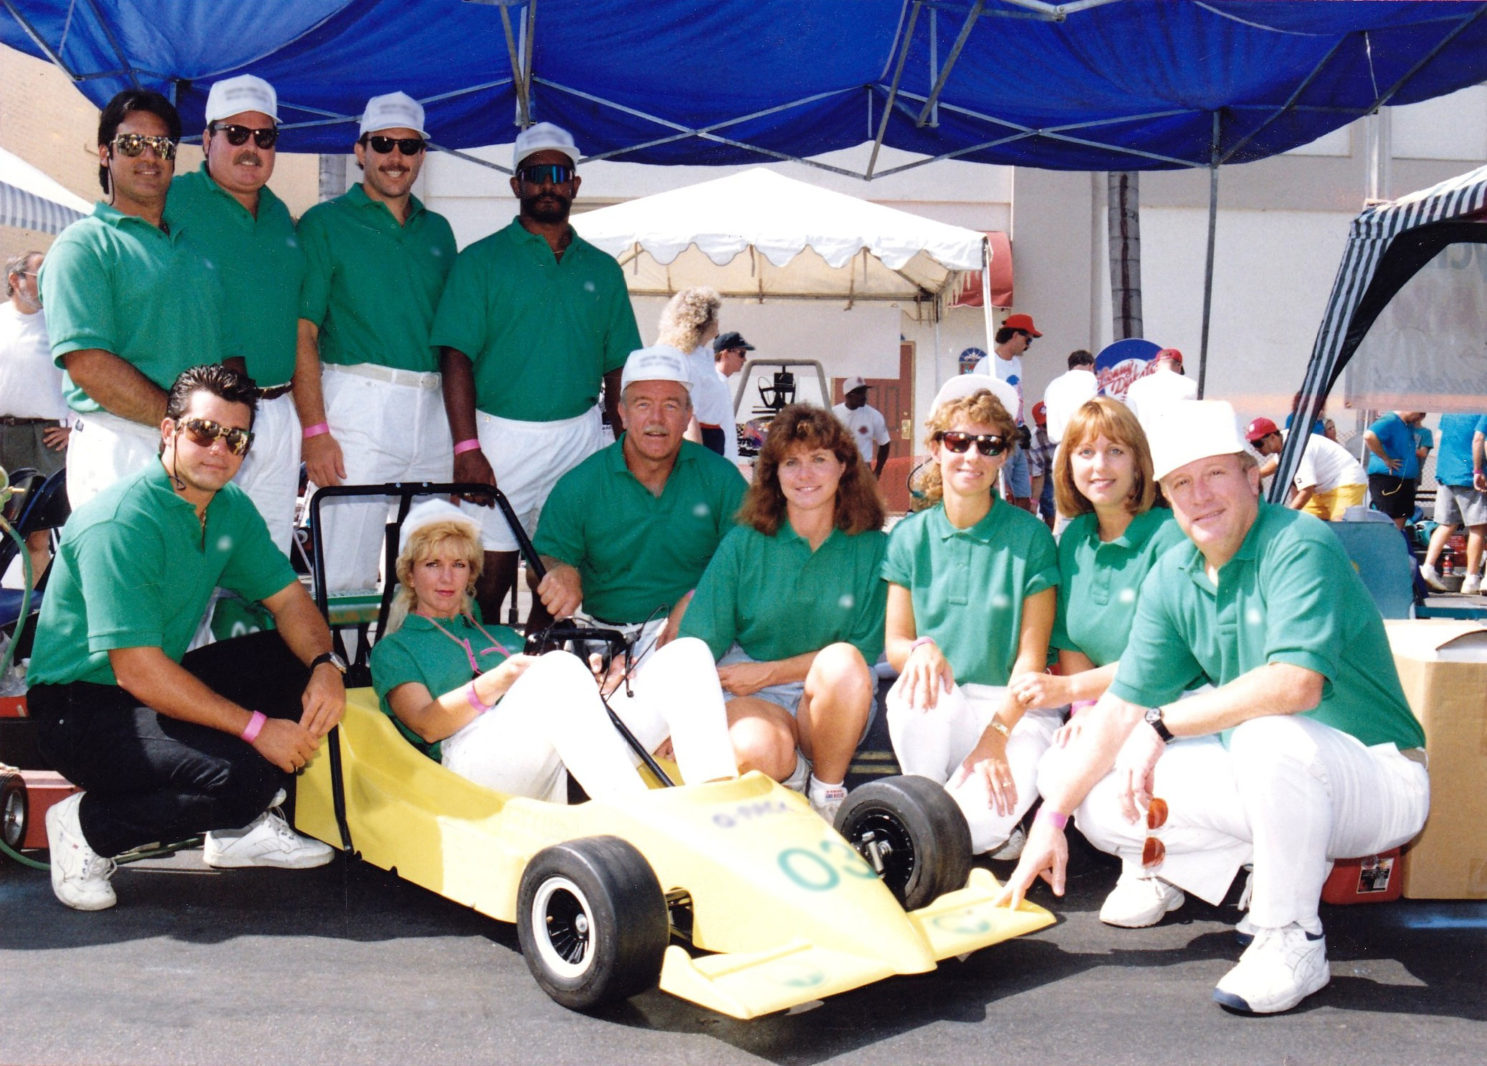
[66,409,160,509]
[234,392,301,553]
[460,406,607,552]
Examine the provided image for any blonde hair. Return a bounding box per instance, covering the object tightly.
[386,519,484,634]
[656,287,722,353]
[1052,397,1158,518]
[913,389,1016,509]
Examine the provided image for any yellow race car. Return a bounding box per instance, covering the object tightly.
[294,485,1053,1019]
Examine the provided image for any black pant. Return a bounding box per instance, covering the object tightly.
[29,631,310,857]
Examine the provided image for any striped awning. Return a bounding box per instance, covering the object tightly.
[1,148,90,234]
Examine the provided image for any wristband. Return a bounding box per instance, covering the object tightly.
[909,636,935,652]
[453,438,482,456]
[302,422,330,440]
[240,710,267,743]
[1036,806,1069,830]
[988,718,1011,739]
[466,682,494,712]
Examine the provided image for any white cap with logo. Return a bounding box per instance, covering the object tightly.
[514,122,579,168]
[205,75,278,124]
[620,346,692,394]
[360,92,427,138]
[1147,400,1249,481]
[929,374,1020,422]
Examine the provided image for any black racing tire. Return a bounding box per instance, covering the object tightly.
[833,775,972,911]
[515,836,668,1011]
[0,772,27,852]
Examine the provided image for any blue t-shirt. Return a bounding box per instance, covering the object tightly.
[1434,414,1487,487]
[1365,413,1420,479]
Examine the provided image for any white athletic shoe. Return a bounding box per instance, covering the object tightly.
[989,825,1027,862]
[46,792,117,911]
[1213,923,1330,1014]
[1099,871,1185,928]
[1235,912,1257,947]
[1419,563,1447,592]
[1461,573,1482,596]
[204,800,334,870]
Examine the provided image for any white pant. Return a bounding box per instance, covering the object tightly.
[460,406,606,551]
[440,637,738,802]
[234,392,300,553]
[66,409,160,509]
[887,678,1060,854]
[314,364,452,593]
[1075,715,1429,928]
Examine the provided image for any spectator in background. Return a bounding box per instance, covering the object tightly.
[1246,417,1367,522]
[1042,348,1098,449]
[656,287,731,457]
[1122,348,1196,431]
[832,376,891,477]
[1418,413,1487,595]
[1027,401,1057,527]
[712,330,753,466]
[973,313,1042,511]
[1363,410,1426,530]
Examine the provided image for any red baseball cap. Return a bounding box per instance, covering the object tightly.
[1155,348,1183,366]
[1003,313,1042,337]
[1244,416,1280,443]
[1032,401,1047,425]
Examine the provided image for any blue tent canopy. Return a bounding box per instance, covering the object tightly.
[5,1,1487,175]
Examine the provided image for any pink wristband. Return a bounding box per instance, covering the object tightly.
[466,683,494,713]
[1036,806,1069,830]
[909,636,935,652]
[240,710,267,743]
[302,422,330,439]
[453,438,482,456]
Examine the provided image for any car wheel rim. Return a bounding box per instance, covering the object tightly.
[531,875,594,979]
[1,789,22,848]
[846,809,917,900]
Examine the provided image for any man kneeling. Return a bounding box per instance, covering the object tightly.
[29,364,346,910]
[999,400,1427,1015]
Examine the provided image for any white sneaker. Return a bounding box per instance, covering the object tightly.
[1235,912,1257,947]
[1461,573,1482,596]
[1099,871,1185,927]
[989,825,1027,861]
[807,777,847,824]
[204,802,334,870]
[780,756,811,793]
[45,792,117,911]
[1213,923,1330,1014]
[1419,563,1447,591]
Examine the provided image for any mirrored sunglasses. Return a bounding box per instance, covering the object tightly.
[177,416,252,456]
[111,132,177,161]
[938,430,1007,457]
[517,162,574,185]
[210,123,278,149]
[365,134,426,155]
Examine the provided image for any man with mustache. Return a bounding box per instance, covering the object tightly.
[39,89,227,508]
[432,122,640,627]
[294,92,457,593]
[166,75,305,553]
[533,347,745,650]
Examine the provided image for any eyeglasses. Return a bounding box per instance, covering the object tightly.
[364,134,426,156]
[517,162,574,185]
[1141,796,1169,869]
[177,416,252,456]
[210,123,278,150]
[1017,331,1034,344]
[938,430,1007,457]
[110,132,177,161]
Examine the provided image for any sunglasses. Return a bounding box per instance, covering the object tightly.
[1141,796,1169,869]
[938,430,1007,457]
[210,122,279,150]
[517,162,574,185]
[111,132,177,161]
[177,416,253,456]
[364,134,426,156]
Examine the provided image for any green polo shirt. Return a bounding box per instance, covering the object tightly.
[297,184,456,372]
[28,464,296,688]
[533,438,747,625]
[681,522,887,665]
[1109,502,1425,749]
[166,165,306,387]
[882,501,1059,686]
[429,219,640,421]
[370,613,524,761]
[1051,508,1187,667]
[39,202,227,413]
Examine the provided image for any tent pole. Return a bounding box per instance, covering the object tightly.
[867,2,921,179]
[915,1,985,127]
[1197,113,1220,399]
[981,236,995,364]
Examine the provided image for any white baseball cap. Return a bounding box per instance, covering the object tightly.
[843,376,870,394]
[930,374,1020,422]
[360,92,427,138]
[514,122,579,168]
[398,499,480,557]
[205,75,278,124]
[620,346,692,394]
[1147,400,1249,481]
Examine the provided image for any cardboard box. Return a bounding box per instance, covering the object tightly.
[1384,620,1487,899]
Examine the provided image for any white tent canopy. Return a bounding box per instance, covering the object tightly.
[578,168,989,304]
[0,148,89,234]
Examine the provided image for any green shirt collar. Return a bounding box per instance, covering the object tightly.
[931,498,1006,546]
[92,200,173,239]
[345,181,428,224]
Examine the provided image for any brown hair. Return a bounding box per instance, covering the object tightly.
[737,404,885,536]
[387,519,485,633]
[1052,397,1158,518]
[914,389,1016,508]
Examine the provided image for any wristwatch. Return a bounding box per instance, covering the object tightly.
[1144,705,1175,743]
[311,651,348,676]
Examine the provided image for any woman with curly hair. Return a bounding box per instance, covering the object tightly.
[656,286,733,455]
[680,404,887,820]
[883,379,1060,855]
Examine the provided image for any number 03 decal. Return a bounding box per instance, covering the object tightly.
[777,840,877,892]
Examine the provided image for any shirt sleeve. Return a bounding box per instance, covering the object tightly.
[40,228,118,361]
[600,259,642,375]
[427,243,485,356]
[1107,563,1206,708]
[841,531,889,663]
[1252,521,1349,684]
[678,528,743,660]
[296,206,334,324]
[871,409,891,447]
[72,518,167,653]
[1021,519,1060,598]
[881,516,916,588]
[532,468,587,567]
[216,494,300,604]
[1049,531,1078,652]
